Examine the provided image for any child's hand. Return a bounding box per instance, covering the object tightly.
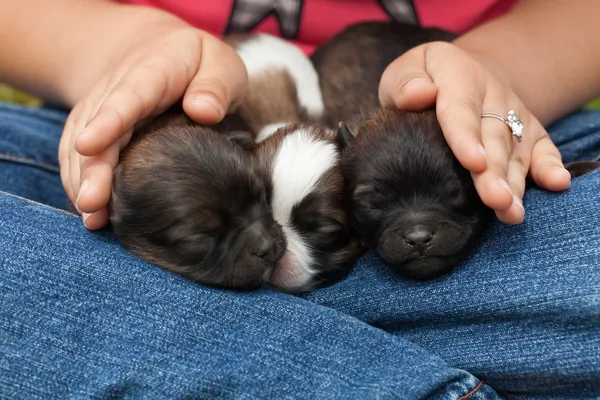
[378,41,571,225]
[58,24,247,230]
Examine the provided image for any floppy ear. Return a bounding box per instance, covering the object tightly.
[336,121,356,150]
[222,130,255,152]
[564,161,600,178]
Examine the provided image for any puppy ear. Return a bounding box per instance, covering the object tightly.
[564,161,600,178]
[336,122,356,150]
[222,130,255,151]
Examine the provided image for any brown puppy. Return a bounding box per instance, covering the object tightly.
[109,110,287,290]
[311,22,495,280]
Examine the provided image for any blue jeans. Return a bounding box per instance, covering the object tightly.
[0,102,599,400]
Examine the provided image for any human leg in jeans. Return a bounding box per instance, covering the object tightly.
[1,102,599,398]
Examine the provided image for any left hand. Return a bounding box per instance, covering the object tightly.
[378,41,571,224]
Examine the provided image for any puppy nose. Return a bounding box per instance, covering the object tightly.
[405,227,433,247]
[254,237,276,259]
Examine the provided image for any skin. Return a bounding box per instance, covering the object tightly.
[1,0,599,228]
[379,0,600,224]
[0,0,247,229]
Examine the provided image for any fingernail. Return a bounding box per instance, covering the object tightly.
[553,165,571,181]
[512,194,524,211]
[497,178,514,197]
[193,93,224,117]
[401,78,433,94]
[82,212,91,225]
[76,180,90,212]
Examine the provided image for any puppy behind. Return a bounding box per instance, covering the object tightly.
[312,22,493,280]
[221,33,325,142]
[109,111,287,290]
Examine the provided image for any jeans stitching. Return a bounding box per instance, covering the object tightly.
[458,380,484,399]
[0,153,60,173]
[1,190,74,216]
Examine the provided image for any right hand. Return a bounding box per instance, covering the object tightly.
[58,21,247,230]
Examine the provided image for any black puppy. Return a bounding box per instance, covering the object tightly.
[109,111,287,290]
[339,108,492,280]
[312,22,493,280]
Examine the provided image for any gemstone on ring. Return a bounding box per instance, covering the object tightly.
[507,110,523,142]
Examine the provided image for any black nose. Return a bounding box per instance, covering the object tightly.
[252,221,287,264]
[254,237,276,258]
[405,227,433,247]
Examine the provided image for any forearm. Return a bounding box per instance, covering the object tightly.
[453,0,600,126]
[0,0,187,107]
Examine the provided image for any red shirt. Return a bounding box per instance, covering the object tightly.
[117,0,517,54]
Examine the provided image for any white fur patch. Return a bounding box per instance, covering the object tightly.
[255,122,288,143]
[269,127,339,285]
[234,34,325,118]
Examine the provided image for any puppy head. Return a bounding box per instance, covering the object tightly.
[342,108,491,280]
[110,124,287,290]
[254,123,364,293]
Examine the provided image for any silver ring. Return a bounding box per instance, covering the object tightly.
[481,109,523,142]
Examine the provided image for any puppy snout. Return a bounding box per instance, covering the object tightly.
[249,220,287,265]
[405,226,433,252]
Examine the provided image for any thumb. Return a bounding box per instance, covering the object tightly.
[182,37,248,125]
[378,44,438,111]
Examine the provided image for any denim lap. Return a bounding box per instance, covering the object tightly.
[1,103,600,398]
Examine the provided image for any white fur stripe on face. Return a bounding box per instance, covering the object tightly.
[234,34,325,118]
[270,127,339,278]
[255,122,288,143]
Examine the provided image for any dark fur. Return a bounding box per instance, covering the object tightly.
[109,111,287,290]
[564,161,600,178]
[312,22,493,280]
[340,108,493,280]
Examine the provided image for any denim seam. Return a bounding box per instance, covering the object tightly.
[1,190,74,216]
[0,153,60,173]
[458,381,484,399]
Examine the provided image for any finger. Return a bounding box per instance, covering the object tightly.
[76,156,114,217]
[77,131,130,214]
[431,52,488,174]
[74,74,160,157]
[378,44,438,111]
[529,135,571,191]
[182,37,248,124]
[470,108,515,213]
[494,158,527,224]
[81,206,110,231]
[59,112,78,204]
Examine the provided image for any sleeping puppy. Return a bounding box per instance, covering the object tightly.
[215,33,364,292]
[109,110,288,291]
[312,21,495,280]
[253,123,364,292]
[339,108,493,280]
